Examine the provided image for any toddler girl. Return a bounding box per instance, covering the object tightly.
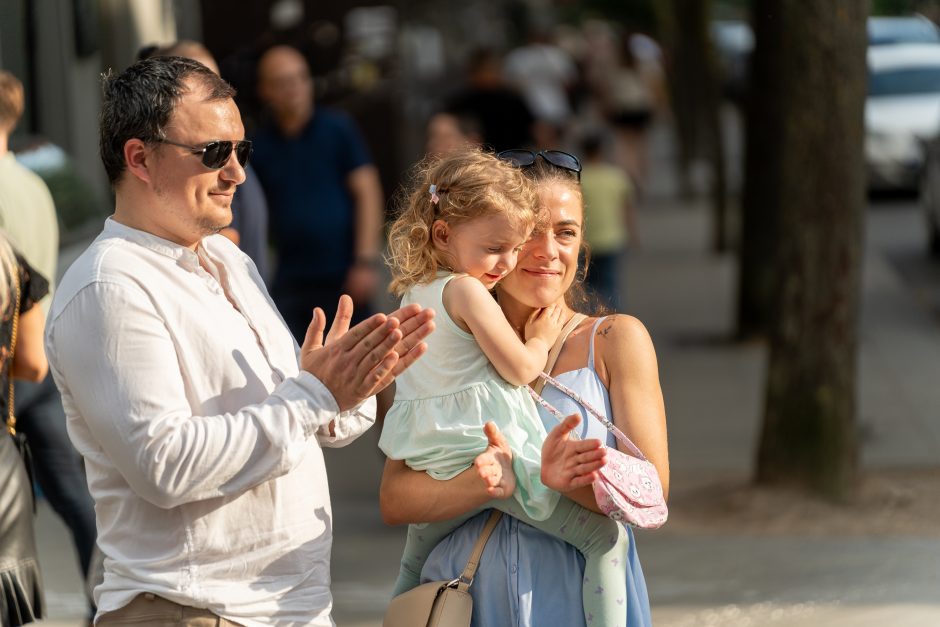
[380,149,630,625]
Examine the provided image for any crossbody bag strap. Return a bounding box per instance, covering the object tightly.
[6,270,20,435]
[532,313,586,395]
[527,370,648,461]
[456,510,504,589]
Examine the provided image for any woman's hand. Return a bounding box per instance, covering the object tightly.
[473,421,516,499]
[540,414,607,493]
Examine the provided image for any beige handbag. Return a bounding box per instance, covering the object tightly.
[382,510,503,627]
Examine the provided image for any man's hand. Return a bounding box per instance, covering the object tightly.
[300,296,434,411]
[541,414,607,493]
[473,421,515,499]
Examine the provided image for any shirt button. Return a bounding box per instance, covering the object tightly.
[510,564,517,574]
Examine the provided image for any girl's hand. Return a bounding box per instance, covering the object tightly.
[473,421,516,499]
[541,414,607,493]
[524,304,565,347]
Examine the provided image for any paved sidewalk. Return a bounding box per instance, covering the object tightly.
[626,202,940,627]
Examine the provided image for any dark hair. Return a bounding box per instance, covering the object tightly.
[580,132,605,159]
[99,56,235,186]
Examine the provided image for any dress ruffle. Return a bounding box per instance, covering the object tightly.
[0,558,44,626]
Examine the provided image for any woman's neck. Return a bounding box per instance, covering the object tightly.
[499,292,575,337]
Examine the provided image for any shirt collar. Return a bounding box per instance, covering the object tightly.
[103,217,203,271]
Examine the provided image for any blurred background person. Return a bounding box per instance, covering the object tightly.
[0,70,98,621]
[580,132,637,311]
[139,41,271,283]
[445,48,536,152]
[596,34,656,191]
[503,26,577,149]
[253,44,384,340]
[0,228,50,627]
[424,110,482,157]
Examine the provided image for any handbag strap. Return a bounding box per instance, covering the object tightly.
[527,370,648,461]
[456,510,503,587]
[532,313,586,395]
[6,269,20,436]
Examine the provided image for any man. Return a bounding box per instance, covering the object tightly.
[445,48,536,152]
[45,57,433,626]
[253,45,384,340]
[0,71,98,612]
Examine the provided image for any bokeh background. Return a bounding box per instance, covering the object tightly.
[3,0,940,625]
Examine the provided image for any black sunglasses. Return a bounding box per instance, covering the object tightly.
[497,149,582,181]
[157,138,253,170]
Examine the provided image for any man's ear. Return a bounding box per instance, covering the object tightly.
[431,219,450,248]
[124,138,153,184]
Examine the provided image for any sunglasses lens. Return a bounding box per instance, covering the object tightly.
[235,141,253,167]
[497,149,537,168]
[541,150,582,174]
[202,141,233,169]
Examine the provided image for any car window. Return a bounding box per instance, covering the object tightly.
[869,66,940,96]
[869,21,940,46]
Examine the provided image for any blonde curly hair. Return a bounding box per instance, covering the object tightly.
[387,148,541,296]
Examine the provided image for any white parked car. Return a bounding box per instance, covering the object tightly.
[868,15,940,46]
[866,44,940,191]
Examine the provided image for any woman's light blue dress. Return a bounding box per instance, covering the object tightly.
[420,317,653,627]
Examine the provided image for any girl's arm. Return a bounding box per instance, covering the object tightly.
[12,304,48,382]
[443,276,563,385]
[595,315,670,499]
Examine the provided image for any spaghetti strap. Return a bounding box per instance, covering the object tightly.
[588,315,609,373]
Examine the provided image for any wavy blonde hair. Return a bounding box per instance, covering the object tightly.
[387,148,541,296]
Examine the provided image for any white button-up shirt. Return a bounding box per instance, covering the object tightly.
[46,218,375,626]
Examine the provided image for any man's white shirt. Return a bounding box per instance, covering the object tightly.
[46,218,375,626]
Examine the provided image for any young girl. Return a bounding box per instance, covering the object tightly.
[380,149,630,625]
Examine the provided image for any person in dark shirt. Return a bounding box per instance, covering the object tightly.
[253,45,384,340]
[445,48,536,152]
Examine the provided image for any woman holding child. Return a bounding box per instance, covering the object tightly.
[380,148,669,626]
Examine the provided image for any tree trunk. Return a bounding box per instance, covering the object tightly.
[655,1,697,198]
[736,0,784,338]
[659,0,729,251]
[755,1,867,499]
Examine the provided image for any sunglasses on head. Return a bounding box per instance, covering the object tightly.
[157,138,253,170]
[497,149,582,181]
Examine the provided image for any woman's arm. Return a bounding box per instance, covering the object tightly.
[443,276,562,385]
[380,422,515,524]
[595,315,670,499]
[11,304,48,382]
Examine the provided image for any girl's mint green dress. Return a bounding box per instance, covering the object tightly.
[378,273,559,520]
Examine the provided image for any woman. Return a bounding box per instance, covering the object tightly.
[380,156,669,626]
[0,232,49,626]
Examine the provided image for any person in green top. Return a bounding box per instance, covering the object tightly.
[580,133,637,309]
[0,70,98,621]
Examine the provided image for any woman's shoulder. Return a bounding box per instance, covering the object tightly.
[591,314,657,378]
[593,314,652,343]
